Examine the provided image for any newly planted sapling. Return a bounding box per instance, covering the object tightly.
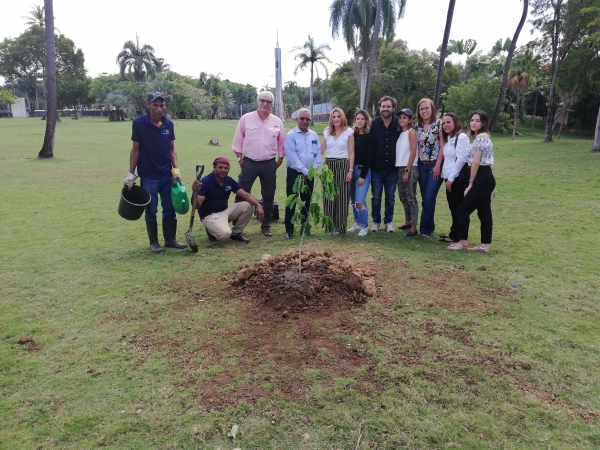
[285,163,339,273]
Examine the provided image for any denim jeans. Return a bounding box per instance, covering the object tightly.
[350,165,370,228]
[370,170,398,225]
[417,162,443,235]
[141,176,175,223]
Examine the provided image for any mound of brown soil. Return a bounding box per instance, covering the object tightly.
[229,250,377,314]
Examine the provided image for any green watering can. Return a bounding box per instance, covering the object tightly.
[171,181,190,215]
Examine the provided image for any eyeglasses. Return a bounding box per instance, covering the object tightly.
[298,117,311,121]
[419,106,431,111]
[259,99,273,104]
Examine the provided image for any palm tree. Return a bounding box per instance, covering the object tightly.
[291,36,332,122]
[508,66,535,140]
[434,0,456,108]
[116,35,157,82]
[330,0,406,109]
[490,0,528,131]
[23,4,45,27]
[22,4,61,32]
[38,0,56,159]
[154,58,170,75]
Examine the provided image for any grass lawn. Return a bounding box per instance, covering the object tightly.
[0,116,599,449]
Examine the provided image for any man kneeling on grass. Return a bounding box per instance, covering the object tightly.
[191,157,264,243]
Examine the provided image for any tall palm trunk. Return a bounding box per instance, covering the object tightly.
[309,64,314,124]
[434,0,456,109]
[38,0,56,159]
[490,0,528,131]
[592,105,600,152]
[359,51,368,108]
[512,97,520,141]
[363,0,382,110]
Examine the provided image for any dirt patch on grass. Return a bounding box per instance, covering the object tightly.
[17,336,39,352]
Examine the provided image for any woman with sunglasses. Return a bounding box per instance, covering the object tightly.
[320,107,355,234]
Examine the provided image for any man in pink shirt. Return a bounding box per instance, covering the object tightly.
[232,91,285,236]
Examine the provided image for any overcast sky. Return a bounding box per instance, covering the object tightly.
[3,0,534,89]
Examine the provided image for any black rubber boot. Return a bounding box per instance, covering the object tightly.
[146,222,164,254]
[206,228,217,241]
[163,219,187,249]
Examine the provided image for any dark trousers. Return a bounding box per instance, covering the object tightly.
[370,170,398,225]
[236,157,278,228]
[445,179,468,241]
[285,167,314,232]
[455,166,496,244]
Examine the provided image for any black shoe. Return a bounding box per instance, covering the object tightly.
[285,230,293,239]
[162,219,187,249]
[206,228,217,241]
[230,233,250,243]
[146,222,164,254]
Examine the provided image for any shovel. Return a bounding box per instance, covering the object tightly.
[185,164,205,252]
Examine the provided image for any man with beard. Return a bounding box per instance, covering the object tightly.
[369,96,401,232]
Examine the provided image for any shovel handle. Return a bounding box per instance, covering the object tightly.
[188,164,204,228]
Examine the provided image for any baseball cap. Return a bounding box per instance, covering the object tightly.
[213,156,230,166]
[399,108,413,118]
[147,91,165,102]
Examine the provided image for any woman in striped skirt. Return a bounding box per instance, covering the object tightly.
[320,107,355,234]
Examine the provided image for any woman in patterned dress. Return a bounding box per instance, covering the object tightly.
[415,98,445,237]
[320,107,355,234]
[447,110,496,253]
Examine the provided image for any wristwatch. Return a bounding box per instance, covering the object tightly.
[237,156,242,162]
[404,168,411,173]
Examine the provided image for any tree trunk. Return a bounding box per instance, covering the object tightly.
[38,0,56,159]
[434,0,456,109]
[363,0,382,110]
[545,62,560,142]
[592,105,600,152]
[490,0,528,131]
[512,100,519,141]
[309,64,314,125]
[359,57,367,109]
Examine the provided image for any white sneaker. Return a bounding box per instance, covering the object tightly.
[385,223,395,233]
[358,227,368,237]
[348,223,361,232]
[371,223,380,232]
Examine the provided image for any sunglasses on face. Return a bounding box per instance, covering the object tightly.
[298,117,311,121]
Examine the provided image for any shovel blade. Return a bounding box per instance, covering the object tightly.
[185,231,198,253]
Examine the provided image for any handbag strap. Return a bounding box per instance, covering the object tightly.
[454,134,460,162]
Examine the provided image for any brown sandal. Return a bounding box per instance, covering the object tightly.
[467,245,490,253]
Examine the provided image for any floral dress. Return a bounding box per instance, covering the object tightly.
[416,119,441,162]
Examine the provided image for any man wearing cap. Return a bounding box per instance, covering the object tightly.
[125,91,187,253]
[283,108,322,239]
[232,91,285,237]
[369,96,401,233]
[191,157,264,243]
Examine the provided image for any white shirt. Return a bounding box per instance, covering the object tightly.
[323,127,353,159]
[442,132,470,181]
[395,130,418,167]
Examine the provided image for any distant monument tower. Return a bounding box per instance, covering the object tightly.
[274,33,284,121]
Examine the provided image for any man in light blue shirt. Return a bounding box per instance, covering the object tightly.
[283,108,322,239]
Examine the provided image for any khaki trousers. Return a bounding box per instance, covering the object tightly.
[201,201,253,240]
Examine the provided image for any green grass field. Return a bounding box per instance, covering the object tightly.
[1,117,599,449]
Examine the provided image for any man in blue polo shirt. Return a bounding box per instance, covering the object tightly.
[283,108,322,239]
[124,91,187,254]
[191,157,264,243]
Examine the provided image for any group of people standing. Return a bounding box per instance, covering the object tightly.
[284,95,497,253]
[126,90,496,254]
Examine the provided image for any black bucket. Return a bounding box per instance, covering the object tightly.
[118,185,151,221]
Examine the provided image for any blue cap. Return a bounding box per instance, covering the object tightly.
[147,91,165,102]
[399,108,413,118]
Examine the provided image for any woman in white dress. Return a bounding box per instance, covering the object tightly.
[320,107,355,234]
